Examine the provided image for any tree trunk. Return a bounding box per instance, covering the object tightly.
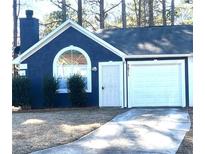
[171,0,174,25]
[162,0,167,25]
[143,0,147,26]
[13,0,18,76]
[148,0,154,26]
[61,0,67,22]
[13,0,17,48]
[78,0,82,26]
[133,0,138,26]
[121,0,126,28]
[138,0,142,26]
[99,0,104,29]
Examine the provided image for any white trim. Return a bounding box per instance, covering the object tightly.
[125,53,192,59]
[181,61,186,107]
[19,64,27,69]
[99,61,124,107]
[18,70,26,76]
[127,60,186,107]
[123,61,127,108]
[128,59,185,65]
[53,45,92,93]
[12,19,126,64]
[188,56,193,106]
[99,63,102,107]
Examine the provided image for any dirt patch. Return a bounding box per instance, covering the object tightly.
[12,107,127,154]
[176,107,193,154]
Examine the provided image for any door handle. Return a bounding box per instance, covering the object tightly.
[102,86,105,90]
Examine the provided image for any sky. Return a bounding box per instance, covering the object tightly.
[19,0,122,21]
[19,0,183,23]
[19,0,58,21]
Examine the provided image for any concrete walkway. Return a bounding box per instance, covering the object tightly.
[32,108,191,154]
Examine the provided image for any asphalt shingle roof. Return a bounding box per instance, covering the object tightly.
[96,25,193,55]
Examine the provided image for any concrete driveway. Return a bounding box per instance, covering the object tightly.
[32,108,191,154]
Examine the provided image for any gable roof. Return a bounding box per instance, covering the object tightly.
[96,25,193,55]
[13,19,126,64]
[13,20,193,64]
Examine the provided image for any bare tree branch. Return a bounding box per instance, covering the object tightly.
[83,19,96,31]
[64,3,78,12]
[50,0,62,9]
[90,9,100,15]
[40,20,62,26]
[87,0,100,4]
[104,1,121,13]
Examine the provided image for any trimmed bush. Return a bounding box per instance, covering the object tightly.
[67,74,87,107]
[12,76,31,108]
[43,75,58,108]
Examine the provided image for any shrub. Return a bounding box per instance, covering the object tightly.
[12,76,31,108]
[43,75,58,108]
[67,74,87,107]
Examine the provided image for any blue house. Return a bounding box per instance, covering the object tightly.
[13,10,193,109]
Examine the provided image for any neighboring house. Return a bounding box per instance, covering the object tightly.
[13,10,193,109]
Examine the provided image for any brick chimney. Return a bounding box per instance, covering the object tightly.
[20,10,39,53]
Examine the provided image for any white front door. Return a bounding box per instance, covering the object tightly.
[99,62,123,107]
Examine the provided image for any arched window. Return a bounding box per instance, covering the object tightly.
[53,45,92,93]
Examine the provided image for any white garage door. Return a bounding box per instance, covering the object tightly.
[128,60,186,107]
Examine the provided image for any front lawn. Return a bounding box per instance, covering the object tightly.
[12,107,127,154]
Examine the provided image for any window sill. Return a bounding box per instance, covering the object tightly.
[56,89,68,93]
[56,89,92,93]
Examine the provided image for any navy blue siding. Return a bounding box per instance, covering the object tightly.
[23,27,122,109]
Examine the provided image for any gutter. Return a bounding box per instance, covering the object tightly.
[125,53,193,59]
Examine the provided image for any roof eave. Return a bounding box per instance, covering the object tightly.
[12,57,21,64]
[125,53,193,59]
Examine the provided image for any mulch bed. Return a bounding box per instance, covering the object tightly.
[13,106,105,113]
[176,107,193,154]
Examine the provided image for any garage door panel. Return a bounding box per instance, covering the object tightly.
[129,95,182,106]
[132,89,181,97]
[128,60,185,107]
[131,82,180,88]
